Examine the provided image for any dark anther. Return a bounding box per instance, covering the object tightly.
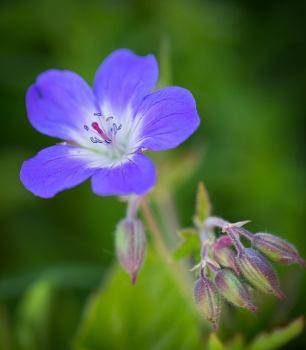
[90,137,103,144]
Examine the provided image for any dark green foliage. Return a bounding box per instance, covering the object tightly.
[0,0,305,348]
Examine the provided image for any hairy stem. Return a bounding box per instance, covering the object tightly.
[204,216,245,253]
[140,196,192,300]
[140,198,171,262]
[236,227,255,241]
[126,195,142,220]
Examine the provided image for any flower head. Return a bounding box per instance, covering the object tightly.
[20,49,200,198]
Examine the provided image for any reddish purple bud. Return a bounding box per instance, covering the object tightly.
[213,236,240,274]
[215,269,256,312]
[194,275,221,331]
[115,218,146,284]
[253,233,305,267]
[237,248,285,299]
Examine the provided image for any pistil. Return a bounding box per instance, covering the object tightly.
[91,122,112,143]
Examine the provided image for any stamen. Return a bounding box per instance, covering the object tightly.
[113,123,122,135]
[90,137,103,144]
[83,115,122,146]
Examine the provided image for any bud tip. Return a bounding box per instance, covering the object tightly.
[131,272,137,285]
[211,321,218,332]
[233,263,240,275]
[275,288,286,300]
[246,303,257,313]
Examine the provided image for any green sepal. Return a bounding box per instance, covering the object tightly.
[173,228,201,260]
[193,182,211,228]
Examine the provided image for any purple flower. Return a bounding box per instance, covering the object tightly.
[20,49,200,198]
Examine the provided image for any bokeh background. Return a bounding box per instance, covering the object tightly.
[0,0,305,349]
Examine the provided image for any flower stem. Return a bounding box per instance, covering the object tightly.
[140,196,192,300]
[140,197,173,263]
[126,195,142,220]
[204,216,245,253]
[236,227,255,241]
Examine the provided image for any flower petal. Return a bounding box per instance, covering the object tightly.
[93,49,158,120]
[20,145,105,198]
[91,153,156,196]
[134,87,200,151]
[26,70,98,142]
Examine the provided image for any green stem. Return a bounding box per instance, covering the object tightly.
[140,197,173,263]
[140,197,193,300]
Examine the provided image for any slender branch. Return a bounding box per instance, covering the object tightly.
[204,216,245,253]
[205,217,252,241]
[140,196,192,299]
[140,198,171,262]
[126,195,142,220]
[236,227,255,241]
[204,216,229,229]
[226,228,244,253]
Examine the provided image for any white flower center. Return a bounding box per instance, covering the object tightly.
[82,112,138,162]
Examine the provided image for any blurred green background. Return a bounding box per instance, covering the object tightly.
[0,0,305,349]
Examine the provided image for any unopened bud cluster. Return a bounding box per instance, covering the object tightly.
[193,217,305,331]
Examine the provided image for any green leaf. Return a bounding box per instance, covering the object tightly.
[207,333,225,350]
[14,279,55,350]
[194,182,211,227]
[173,228,201,260]
[247,317,304,350]
[226,334,245,350]
[74,250,205,350]
[0,305,13,350]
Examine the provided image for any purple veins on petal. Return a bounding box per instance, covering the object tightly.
[93,48,159,119]
[20,145,100,198]
[26,69,98,142]
[91,153,156,196]
[134,87,200,151]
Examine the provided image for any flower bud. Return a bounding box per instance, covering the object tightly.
[213,236,240,274]
[194,276,221,331]
[115,218,146,284]
[253,233,305,267]
[214,269,256,312]
[237,248,285,299]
